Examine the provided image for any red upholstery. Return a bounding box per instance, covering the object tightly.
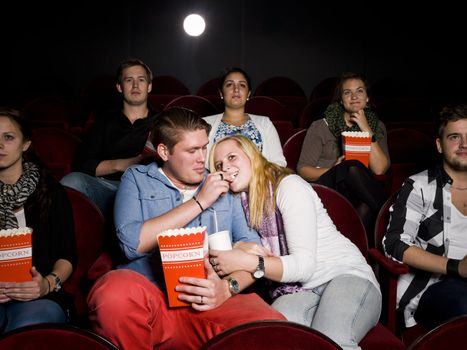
[201,95,225,112]
[151,75,190,95]
[164,95,220,117]
[196,78,224,111]
[254,77,306,97]
[374,97,432,123]
[31,127,82,180]
[298,97,330,129]
[386,128,438,194]
[312,184,406,350]
[312,184,368,258]
[0,323,119,350]
[406,315,467,350]
[201,320,341,350]
[22,96,76,130]
[369,191,407,331]
[383,121,435,137]
[63,187,107,322]
[360,323,407,350]
[147,93,181,111]
[309,76,339,102]
[368,191,426,345]
[245,96,287,121]
[271,95,308,127]
[271,120,298,145]
[282,128,307,172]
[79,75,121,117]
[254,77,307,126]
[197,77,222,96]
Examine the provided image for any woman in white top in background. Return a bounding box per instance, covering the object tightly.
[203,67,286,167]
[208,134,381,350]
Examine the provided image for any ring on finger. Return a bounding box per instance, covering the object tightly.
[200,296,204,304]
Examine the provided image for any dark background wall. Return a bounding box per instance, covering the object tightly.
[1,0,465,110]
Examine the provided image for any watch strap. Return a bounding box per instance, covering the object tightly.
[50,272,62,292]
[253,255,265,279]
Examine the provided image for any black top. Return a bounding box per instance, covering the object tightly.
[73,108,157,181]
[24,176,77,311]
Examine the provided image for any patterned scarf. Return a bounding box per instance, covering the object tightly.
[324,102,379,139]
[240,190,304,300]
[0,162,40,229]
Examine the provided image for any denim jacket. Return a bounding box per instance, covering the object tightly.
[113,162,260,286]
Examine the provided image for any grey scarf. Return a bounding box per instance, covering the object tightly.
[241,188,304,300]
[0,162,40,229]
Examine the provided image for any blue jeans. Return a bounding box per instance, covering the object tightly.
[415,277,467,330]
[272,274,381,350]
[0,299,66,334]
[60,172,120,218]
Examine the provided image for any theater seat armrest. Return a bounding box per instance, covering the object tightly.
[87,252,114,281]
[368,248,410,275]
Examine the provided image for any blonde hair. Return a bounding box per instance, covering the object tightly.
[209,135,293,229]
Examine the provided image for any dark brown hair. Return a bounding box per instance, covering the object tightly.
[116,58,153,85]
[150,107,211,152]
[332,72,370,103]
[0,107,52,220]
[218,67,252,93]
[437,103,467,137]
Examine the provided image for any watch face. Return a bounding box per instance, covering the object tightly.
[229,278,240,294]
[253,270,265,279]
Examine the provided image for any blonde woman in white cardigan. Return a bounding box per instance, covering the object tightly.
[209,135,381,350]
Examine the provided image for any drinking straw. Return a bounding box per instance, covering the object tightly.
[213,208,219,233]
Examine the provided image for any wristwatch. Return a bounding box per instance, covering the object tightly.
[253,255,265,279]
[227,277,240,295]
[50,272,62,292]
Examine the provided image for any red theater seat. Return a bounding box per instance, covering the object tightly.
[282,128,307,171]
[32,127,81,181]
[164,95,220,117]
[63,187,109,324]
[0,324,119,350]
[202,320,342,350]
[312,184,406,350]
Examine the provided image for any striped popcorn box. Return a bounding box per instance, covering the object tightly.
[158,226,208,307]
[0,227,33,282]
[342,131,372,167]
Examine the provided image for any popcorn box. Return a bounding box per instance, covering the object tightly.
[342,131,372,167]
[0,228,33,282]
[158,226,207,307]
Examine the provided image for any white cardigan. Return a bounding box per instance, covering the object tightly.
[203,113,286,167]
[277,175,379,291]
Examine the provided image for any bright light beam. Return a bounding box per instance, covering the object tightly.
[183,14,206,37]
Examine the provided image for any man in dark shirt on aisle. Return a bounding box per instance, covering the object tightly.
[61,58,157,218]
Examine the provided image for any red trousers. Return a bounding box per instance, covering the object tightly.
[87,269,285,350]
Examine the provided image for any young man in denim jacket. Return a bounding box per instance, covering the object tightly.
[87,107,284,350]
